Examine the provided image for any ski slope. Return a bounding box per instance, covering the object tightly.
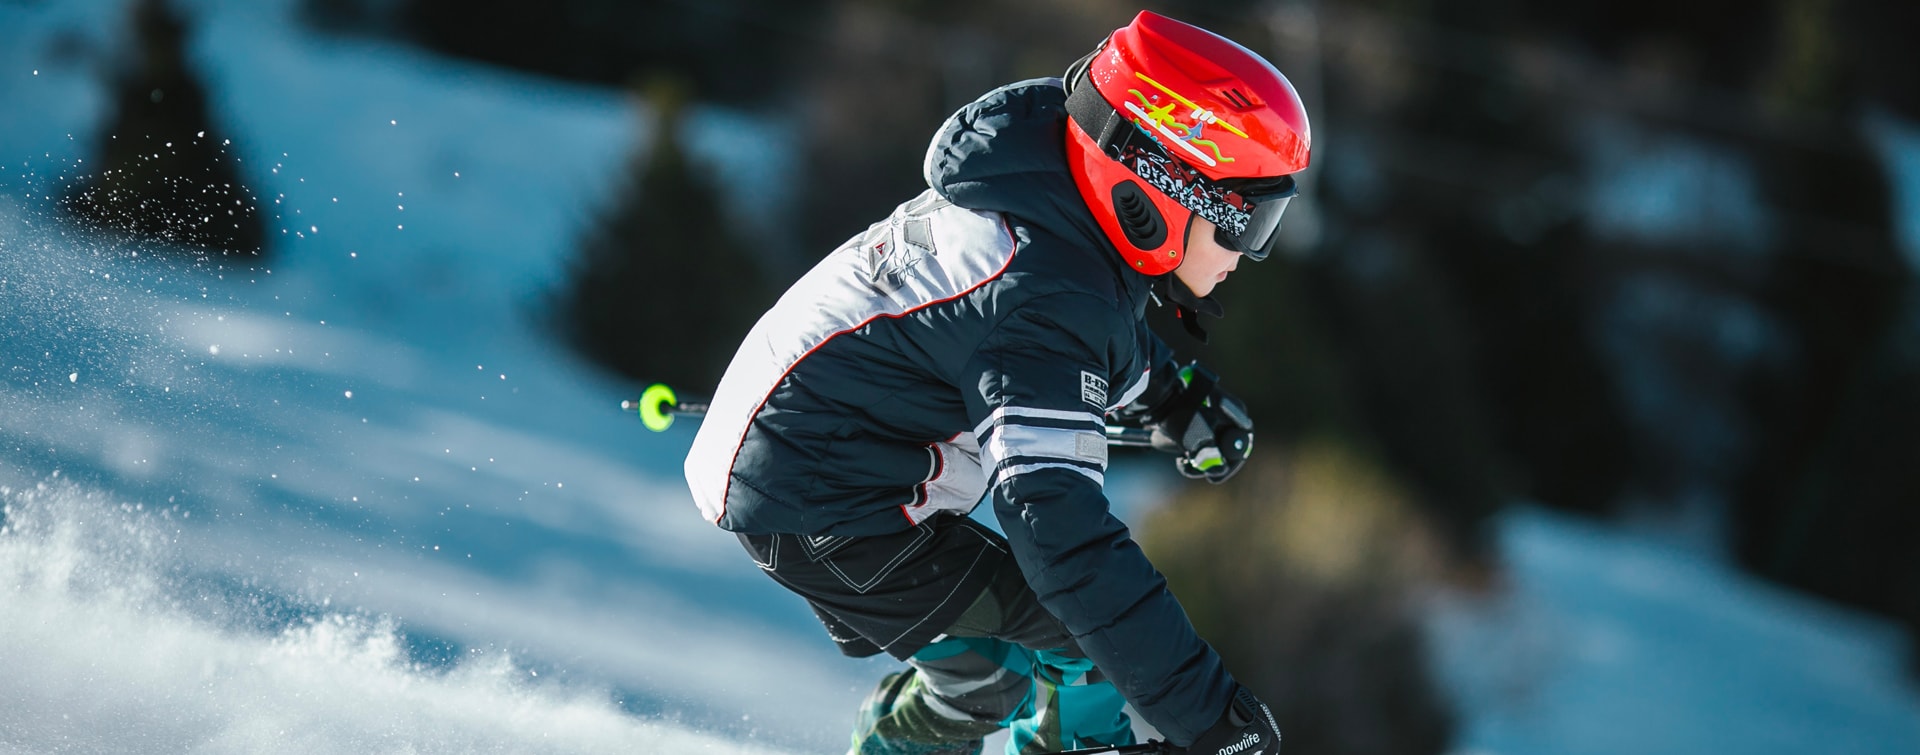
[1430,507,1920,755]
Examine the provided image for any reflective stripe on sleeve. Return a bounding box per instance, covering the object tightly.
[990,462,1104,489]
[972,406,1104,444]
[975,406,1108,489]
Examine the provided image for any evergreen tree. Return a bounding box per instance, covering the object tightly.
[62,0,265,259]
[1728,0,1917,674]
[558,79,777,393]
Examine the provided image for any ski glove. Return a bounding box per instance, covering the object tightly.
[1183,686,1281,755]
[1140,362,1254,483]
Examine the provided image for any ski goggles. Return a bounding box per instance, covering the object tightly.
[1113,141,1297,260]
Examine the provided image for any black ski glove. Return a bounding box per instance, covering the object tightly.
[1135,361,1254,483]
[1183,686,1281,755]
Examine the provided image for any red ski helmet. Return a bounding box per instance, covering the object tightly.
[1064,11,1311,275]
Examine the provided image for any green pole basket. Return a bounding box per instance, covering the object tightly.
[636,383,677,432]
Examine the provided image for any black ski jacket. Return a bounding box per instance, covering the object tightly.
[684,78,1235,744]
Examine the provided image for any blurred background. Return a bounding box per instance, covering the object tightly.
[3,0,1918,753]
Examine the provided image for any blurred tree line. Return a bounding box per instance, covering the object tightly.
[1267,0,1920,690]
[97,0,1918,750]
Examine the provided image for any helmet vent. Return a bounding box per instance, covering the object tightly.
[1222,88,1255,109]
[1111,180,1166,250]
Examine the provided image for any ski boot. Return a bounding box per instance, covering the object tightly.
[848,670,987,755]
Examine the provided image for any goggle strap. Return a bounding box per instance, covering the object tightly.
[1065,67,1143,159]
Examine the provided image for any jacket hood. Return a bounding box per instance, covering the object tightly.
[922,78,1153,315]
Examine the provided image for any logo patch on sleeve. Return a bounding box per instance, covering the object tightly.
[1080,370,1109,409]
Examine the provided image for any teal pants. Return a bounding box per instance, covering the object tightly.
[907,638,1133,754]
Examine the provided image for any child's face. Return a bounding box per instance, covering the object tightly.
[1174,216,1243,297]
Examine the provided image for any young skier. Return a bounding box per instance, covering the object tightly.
[684,10,1308,754]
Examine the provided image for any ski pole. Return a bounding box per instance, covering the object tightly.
[621,383,1158,448]
[1056,741,1175,754]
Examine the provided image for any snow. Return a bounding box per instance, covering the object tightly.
[1431,507,1920,755]
[1583,114,1774,254]
[1868,108,1920,274]
[2,1,1918,754]
[0,483,791,755]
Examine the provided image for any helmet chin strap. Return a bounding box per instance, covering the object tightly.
[1156,274,1224,343]
[1154,215,1225,343]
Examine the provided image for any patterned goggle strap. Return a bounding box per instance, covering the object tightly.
[1116,143,1295,260]
[1116,144,1252,235]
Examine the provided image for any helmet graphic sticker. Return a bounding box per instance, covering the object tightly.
[1123,72,1248,167]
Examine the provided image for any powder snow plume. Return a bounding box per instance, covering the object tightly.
[0,480,793,755]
